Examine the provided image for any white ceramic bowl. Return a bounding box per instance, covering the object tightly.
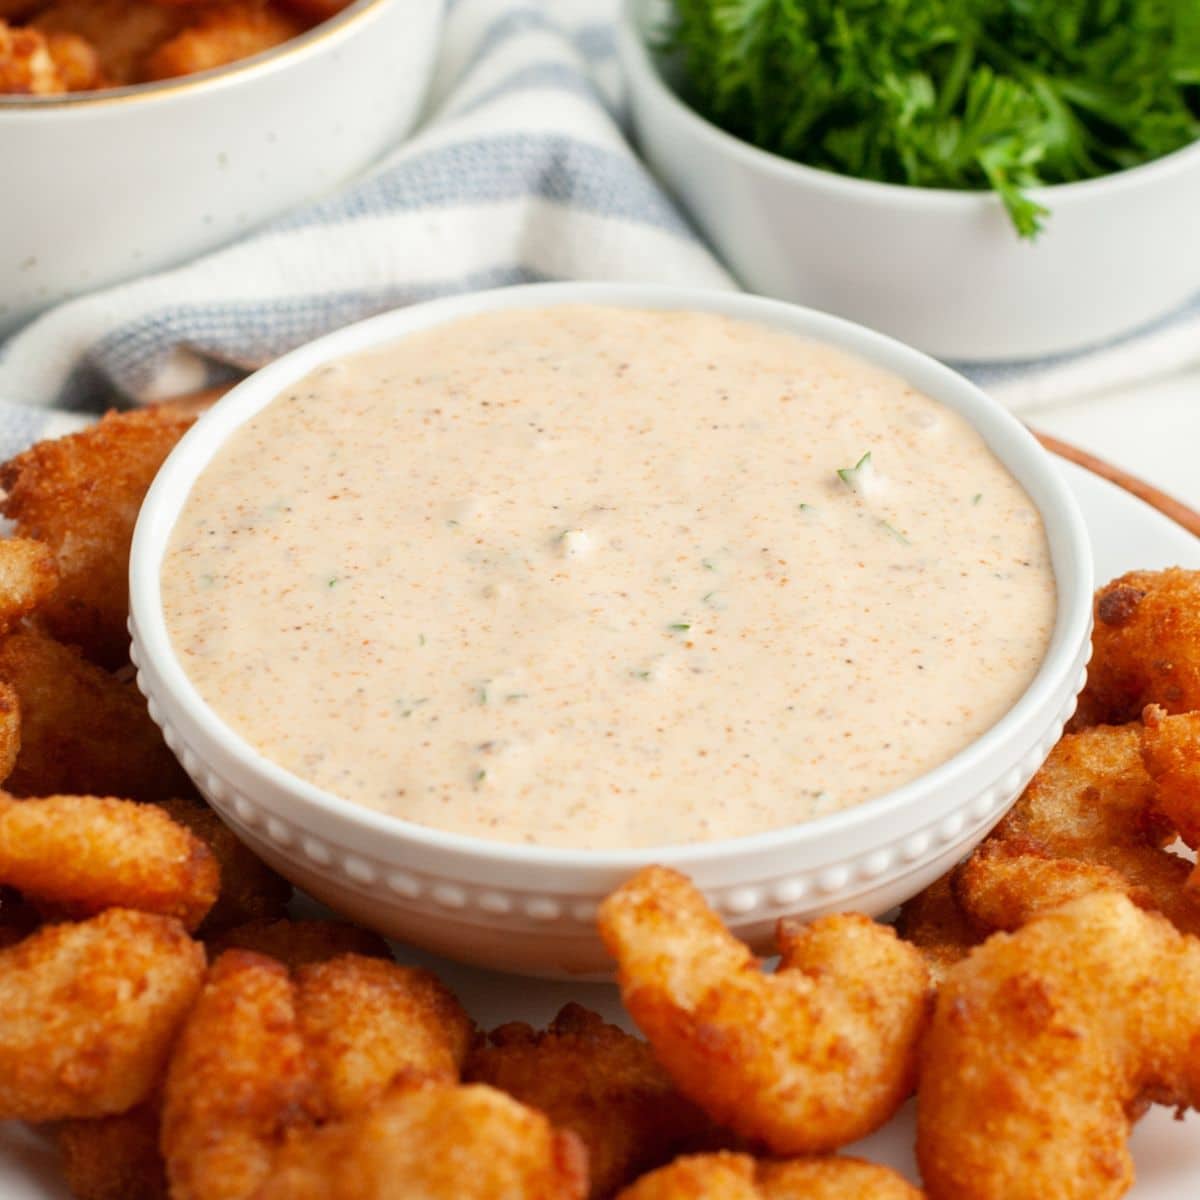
[618,0,1200,361]
[0,0,444,336]
[129,282,1093,978]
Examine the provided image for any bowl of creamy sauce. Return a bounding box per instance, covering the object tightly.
[130,283,1093,976]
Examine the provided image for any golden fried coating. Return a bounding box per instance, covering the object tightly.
[0,406,195,666]
[0,908,204,1121]
[158,799,291,931]
[1141,704,1200,885]
[894,872,982,987]
[0,629,194,802]
[0,793,218,929]
[31,0,183,85]
[0,19,64,92]
[598,867,931,1155]
[1074,568,1200,727]
[206,916,390,970]
[467,1003,719,1199]
[144,2,301,81]
[56,1103,167,1200]
[0,538,57,637]
[952,723,1200,935]
[296,954,473,1119]
[44,27,103,86]
[0,680,19,784]
[255,1081,589,1200]
[917,891,1200,1200]
[162,950,320,1200]
[614,1152,924,1199]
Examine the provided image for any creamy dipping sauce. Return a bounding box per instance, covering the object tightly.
[162,307,1056,849]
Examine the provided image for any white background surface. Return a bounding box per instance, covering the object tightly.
[1031,368,1200,510]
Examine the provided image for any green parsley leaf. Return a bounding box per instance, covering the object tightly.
[663,0,1200,237]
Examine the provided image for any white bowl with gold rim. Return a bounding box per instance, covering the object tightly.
[0,0,444,335]
[129,282,1093,978]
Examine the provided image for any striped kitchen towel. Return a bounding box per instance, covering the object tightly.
[0,0,1197,458]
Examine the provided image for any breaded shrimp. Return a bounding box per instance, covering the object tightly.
[894,872,982,987]
[31,0,183,84]
[0,793,218,929]
[467,1003,720,1199]
[254,1081,588,1200]
[158,798,291,931]
[614,1152,924,1199]
[56,1102,167,1200]
[598,867,931,1155]
[1141,703,1200,886]
[0,405,196,666]
[206,916,390,970]
[0,908,205,1121]
[1074,568,1200,727]
[144,2,301,80]
[917,891,1200,1200]
[0,20,64,92]
[296,954,473,1118]
[0,629,194,802]
[952,723,1200,934]
[162,950,320,1200]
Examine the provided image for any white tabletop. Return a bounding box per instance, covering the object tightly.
[1030,367,1200,514]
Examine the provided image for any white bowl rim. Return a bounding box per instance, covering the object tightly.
[0,0,402,112]
[130,280,1093,870]
[617,0,1200,210]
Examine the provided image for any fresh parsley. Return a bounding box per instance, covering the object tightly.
[663,0,1200,236]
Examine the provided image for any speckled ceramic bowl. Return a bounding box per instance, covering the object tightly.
[129,282,1093,978]
[0,0,444,335]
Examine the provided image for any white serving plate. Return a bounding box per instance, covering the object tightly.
[2,455,1197,1195]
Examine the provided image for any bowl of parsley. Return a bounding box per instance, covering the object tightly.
[618,0,1200,360]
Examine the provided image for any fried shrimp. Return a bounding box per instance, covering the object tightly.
[0,630,194,802]
[894,872,982,987]
[917,891,1200,1200]
[1141,703,1200,886]
[56,1103,167,1200]
[597,867,931,1155]
[254,1081,588,1200]
[144,1,301,79]
[1074,568,1200,727]
[158,799,291,931]
[164,949,476,1198]
[162,951,320,1200]
[296,954,473,1118]
[0,20,66,91]
[613,1152,923,1199]
[467,1003,719,1199]
[0,794,218,929]
[952,723,1200,935]
[0,908,204,1121]
[0,405,196,667]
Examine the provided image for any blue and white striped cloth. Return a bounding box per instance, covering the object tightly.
[0,0,1196,458]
